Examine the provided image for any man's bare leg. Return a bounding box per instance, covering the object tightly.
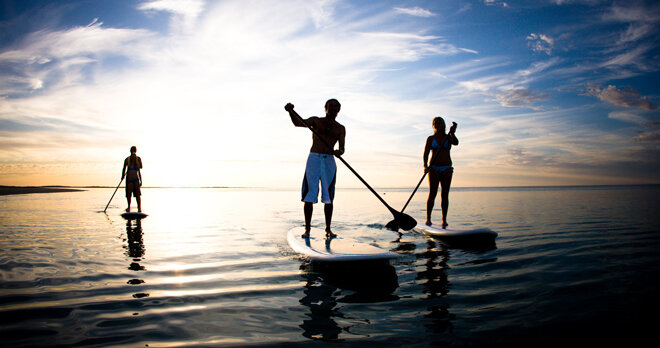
[302,202,312,238]
[324,203,337,238]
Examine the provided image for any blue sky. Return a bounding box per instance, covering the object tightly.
[0,0,658,188]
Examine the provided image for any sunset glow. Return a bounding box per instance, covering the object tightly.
[1,0,658,188]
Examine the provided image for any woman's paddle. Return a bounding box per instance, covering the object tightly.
[384,169,427,231]
[289,107,417,231]
[103,177,123,213]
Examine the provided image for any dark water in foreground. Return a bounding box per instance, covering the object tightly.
[1,186,659,347]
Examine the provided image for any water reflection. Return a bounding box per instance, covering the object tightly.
[432,235,497,251]
[298,260,399,341]
[124,218,148,298]
[417,239,454,335]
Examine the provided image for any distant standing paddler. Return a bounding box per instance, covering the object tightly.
[285,99,346,239]
[122,146,143,212]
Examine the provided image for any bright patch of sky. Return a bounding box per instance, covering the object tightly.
[0,0,659,188]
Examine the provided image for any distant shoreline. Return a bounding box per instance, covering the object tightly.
[0,186,85,196]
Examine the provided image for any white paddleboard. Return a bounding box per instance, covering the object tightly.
[414,224,497,240]
[287,227,398,261]
[121,211,148,219]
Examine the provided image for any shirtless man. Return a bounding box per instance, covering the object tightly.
[285,99,346,238]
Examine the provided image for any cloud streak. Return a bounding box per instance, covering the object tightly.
[393,6,436,17]
[585,84,657,110]
[527,33,554,55]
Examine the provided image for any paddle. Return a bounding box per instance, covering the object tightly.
[103,177,123,213]
[385,122,457,231]
[287,104,417,231]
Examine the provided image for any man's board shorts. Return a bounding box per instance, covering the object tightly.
[126,180,141,198]
[301,152,336,204]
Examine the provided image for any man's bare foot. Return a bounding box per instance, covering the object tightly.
[442,221,448,228]
[325,229,337,239]
[301,227,310,238]
[425,220,432,226]
[125,208,130,212]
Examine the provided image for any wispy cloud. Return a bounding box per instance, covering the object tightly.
[585,84,657,110]
[526,33,554,55]
[492,88,549,109]
[138,0,205,32]
[0,20,152,96]
[393,6,436,18]
[484,0,509,7]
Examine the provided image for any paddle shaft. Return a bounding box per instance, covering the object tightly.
[291,111,395,211]
[103,177,123,213]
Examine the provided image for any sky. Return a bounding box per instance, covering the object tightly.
[0,0,659,188]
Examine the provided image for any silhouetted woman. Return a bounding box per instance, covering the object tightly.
[423,117,458,227]
[122,146,143,212]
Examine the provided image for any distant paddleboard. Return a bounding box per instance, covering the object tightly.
[121,211,148,219]
[287,227,398,261]
[414,224,496,241]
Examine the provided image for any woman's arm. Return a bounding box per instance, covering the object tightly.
[449,122,459,145]
[423,137,432,171]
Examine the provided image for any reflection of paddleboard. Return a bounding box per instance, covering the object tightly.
[414,224,496,241]
[121,211,148,219]
[287,227,398,261]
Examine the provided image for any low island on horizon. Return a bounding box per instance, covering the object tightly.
[0,186,86,196]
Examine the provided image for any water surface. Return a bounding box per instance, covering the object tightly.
[1,186,659,346]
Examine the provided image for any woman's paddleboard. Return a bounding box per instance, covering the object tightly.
[414,224,497,241]
[121,211,148,219]
[287,227,398,261]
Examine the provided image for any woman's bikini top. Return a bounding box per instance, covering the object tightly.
[431,135,451,150]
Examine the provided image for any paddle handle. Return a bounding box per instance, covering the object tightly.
[104,177,123,213]
[289,108,393,210]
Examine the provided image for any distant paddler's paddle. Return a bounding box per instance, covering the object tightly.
[385,122,456,231]
[103,177,124,213]
[286,103,417,231]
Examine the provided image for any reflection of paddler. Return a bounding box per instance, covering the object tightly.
[125,219,144,259]
[121,146,143,213]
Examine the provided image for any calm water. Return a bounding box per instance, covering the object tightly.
[1,186,659,347]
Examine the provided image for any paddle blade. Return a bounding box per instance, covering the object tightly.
[385,219,399,231]
[392,210,417,231]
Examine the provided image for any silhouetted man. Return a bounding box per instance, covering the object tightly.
[285,99,345,238]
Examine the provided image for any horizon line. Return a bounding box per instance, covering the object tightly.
[2,183,659,190]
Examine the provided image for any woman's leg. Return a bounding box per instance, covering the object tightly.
[439,168,453,227]
[426,169,440,225]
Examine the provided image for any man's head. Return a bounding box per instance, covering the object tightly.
[325,99,341,118]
